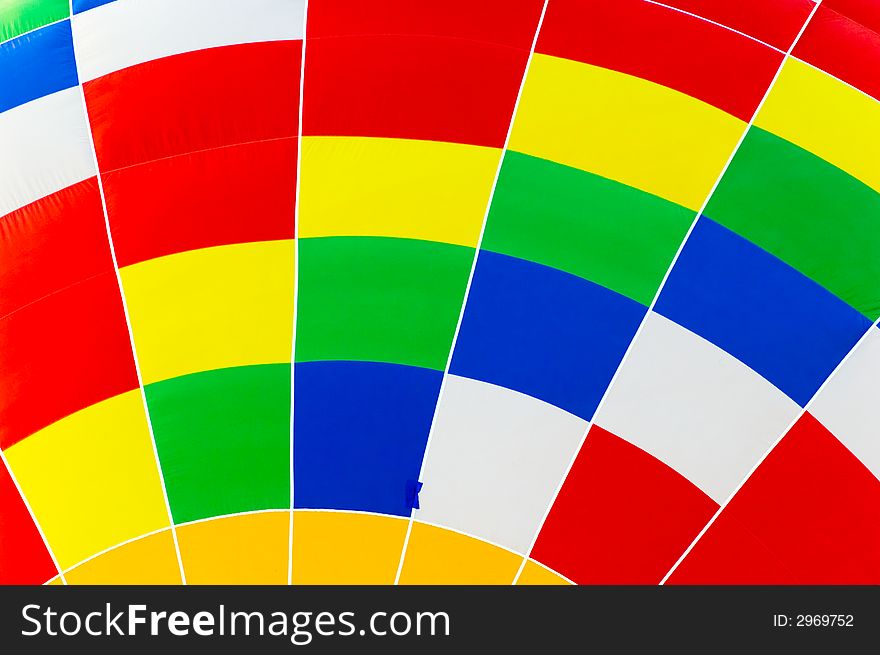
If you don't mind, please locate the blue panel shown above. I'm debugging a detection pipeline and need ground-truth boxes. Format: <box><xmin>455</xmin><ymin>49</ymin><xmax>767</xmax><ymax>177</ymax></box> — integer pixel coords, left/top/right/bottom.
<box><xmin>293</xmin><ymin>361</ymin><xmax>442</xmax><ymax>516</ymax></box>
<box><xmin>73</xmin><ymin>0</ymin><xmax>117</xmax><ymax>13</ymax></box>
<box><xmin>0</xmin><ymin>20</ymin><xmax>78</xmax><ymax>114</ymax></box>
<box><xmin>655</xmin><ymin>217</ymin><xmax>871</xmax><ymax>406</ymax></box>
<box><xmin>449</xmin><ymin>251</ymin><xmax>645</xmax><ymax>420</ymax></box>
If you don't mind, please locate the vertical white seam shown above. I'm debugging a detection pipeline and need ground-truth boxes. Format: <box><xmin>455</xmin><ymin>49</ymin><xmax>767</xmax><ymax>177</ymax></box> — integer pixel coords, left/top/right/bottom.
<box><xmin>0</xmin><ymin>451</ymin><xmax>67</xmax><ymax>584</ymax></box>
<box><xmin>511</xmin><ymin>0</ymin><xmax>825</xmax><ymax>584</ymax></box>
<box><xmin>288</xmin><ymin>0</ymin><xmax>309</xmax><ymax>587</ymax></box>
<box><xmin>68</xmin><ymin>1</ymin><xmax>187</xmax><ymax>584</ymax></box>
<box><xmin>392</xmin><ymin>0</ymin><xmax>551</xmax><ymax>585</ymax></box>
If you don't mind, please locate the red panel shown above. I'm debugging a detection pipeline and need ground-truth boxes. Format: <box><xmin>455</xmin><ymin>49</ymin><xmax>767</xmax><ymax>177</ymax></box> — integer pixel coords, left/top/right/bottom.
<box><xmin>105</xmin><ymin>138</ymin><xmax>297</xmax><ymax>267</ymax></box>
<box><xmin>302</xmin><ymin>34</ymin><xmax>530</xmax><ymax>146</ymax></box>
<box><xmin>667</xmin><ymin>514</ymin><xmax>800</xmax><ymax>584</ymax></box>
<box><xmin>84</xmin><ymin>40</ymin><xmax>301</xmax><ymax>172</ymax></box>
<box><xmin>794</xmin><ymin>5</ymin><xmax>880</xmax><ymax>102</ymax></box>
<box><xmin>659</xmin><ymin>0</ymin><xmax>813</xmax><ymax>50</ymax></box>
<box><xmin>307</xmin><ymin>0</ymin><xmax>544</xmax><ymax>49</ymax></box>
<box><xmin>824</xmin><ymin>0</ymin><xmax>880</xmax><ymax>33</ymax></box>
<box><xmin>0</xmin><ymin>462</ymin><xmax>56</xmax><ymax>584</ymax></box>
<box><xmin>536</xmin><ymin>0</ymin><xmax>784</xmax><ymax>121</ymax></box>
<box><xmin>0</xmin><ymin>272</ymin><xmax>139</xmax><ymax>449</ymax></box>
<box><xmin>669</xmin><ymin>413</ymin><xmax>880</xmax><ymax>584</ymax></box>
<box><xmin>531</xmin><ymin>425</ymin><xmax>718</xmax><ymax>584</ymax></box>
<box><xmin>0</xmin><ymin>179</ymin><xmax>113</xmax><ymax>319</ymax></box>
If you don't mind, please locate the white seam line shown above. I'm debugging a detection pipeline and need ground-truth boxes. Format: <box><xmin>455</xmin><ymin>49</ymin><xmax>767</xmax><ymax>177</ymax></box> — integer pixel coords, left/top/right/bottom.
<box><xmin>58</xmin><ymin>508</ymin><xmax>292</xmax><ymax>580</ymax></box>
<box><xmin>57</xmin><ymin>506</ymin><xmax>566</xmax><ymax>582</ymax></box>
<box><xmin>0</xmin><ymin>451</ymin><xmax>67</xmax><ymax>584</ymax></box>
<box><xmin>643</xmin><ymin>0</ymin><xmax>786</xmax><ymax>53</ymax></box>
<box><xmin>0</xmin><ymin>16</ymin><xmax>70</xmax><ymax>49</ymax></box>
<box><xmin>791</xmin><ymin>55</ymin><xmax>880</xmax><ymax>108</ymax></box>
<box><xmin>392</xmin><ymin>0</ymin><xmax>550</xmax><ymax>586</ymax></box>
<box><xmin>661</xmin><ymin>318</ymin><xmax>879</xmax><ymax>584</ymax></box>
<box><xmin>176</xmin><ymin>507</ymin><xmax>290</xmax><ymax>530</ymax></box>
<box><xmin>411</xmin><ymin>518</ymin><xmax>525</xmax><ymax>561</ymax></box>
<box><xmin>515</xmin><ymin>556</ymin><xmax>576</xmax><ymax>586</ymax></box>
<box><xmin>59</xmin><ymin>525</ymin><xmax>170</xmax><ymax>580</ymax></box>
<box><xmin>649</xmin><ymin>1</ymin><xmax>880</xmax><ymax>108</ymax></box>
<box><xmin>69</xmin><ymin>0</ymin><xmax>187</xmax><ymax>585</ymax></box>
<box><xmin>511</xmin><ymin>0</ymin><xmax>824</xmax><ymax>585</ymax></box>
<box><xmin>288</xmin><ymin>0</ymin><xmax>309</xmax><ymax>587</ymax></box>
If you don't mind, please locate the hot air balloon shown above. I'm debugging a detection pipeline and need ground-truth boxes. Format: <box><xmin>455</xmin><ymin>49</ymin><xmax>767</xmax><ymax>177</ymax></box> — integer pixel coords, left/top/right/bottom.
<box><xmin>1</xmin><ymin>0</ymin><xmax>878</xmax><ymax>587</ymax></box>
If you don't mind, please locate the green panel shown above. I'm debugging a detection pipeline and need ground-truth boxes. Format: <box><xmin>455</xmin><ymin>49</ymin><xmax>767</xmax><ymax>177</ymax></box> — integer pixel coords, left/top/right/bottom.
<box><xmin>706</xmin><ymin>127</ymin><xmax>880</xmax><ymax>320</ymax></box>
<box><xmin>482</xmin><ymin>151</ymin><xmax>693</xmax><ymax>306</ymax></box>
<box><xmin>296</xmin><ymin>236</ymin><xmax>473</xmax><ymax>370</ymax></box>
<box><xmin>146</xmin><ymin>364</ymin><xmax>291</xmax><ymax>524</ymax></box>
<box><xmin>1</xmin><ymin>1</ymin><xmax>69</xmax><ymax>42</ymax></box>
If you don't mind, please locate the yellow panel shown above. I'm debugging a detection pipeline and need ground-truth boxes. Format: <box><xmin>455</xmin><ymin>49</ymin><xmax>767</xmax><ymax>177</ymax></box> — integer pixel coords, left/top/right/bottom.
<box><xmin>509</xmin><ymin>54</ymin><xmax>745</xmax><ymax>210</ymax></box>
<box><xmin>756</xmin><ymin>58</ymin><xmax>880</xmax><ymax>194</ymax></box>
<box><xmin>177</xmin><ymin>511</ymin><xmax>289</xmax><ymax>584</ymax></box>
<box><xmin>46</xmin><ymin>576</ymin><xmax>63</xmax><ymax>586</ymax></box>
<box><xmin>5</xmin><ymin>391</ymin><xmax>170</xmax><ymax>569</ymax></box>
<box><xmin>121</xmin><ymin>240</ymin><xmax>294</xmax><ymax>385</ymax></box>
<box><xmin>516</xmin><ymin>559</ymin><xmax>572</xmax><ymax>585</ymax></box>
<box><xmin>291</xmin><ymin>511</ymin><xmax>407</xmax><ymax>584</ymax></box>
<box><xmin>299</xmin><ymin>136</ymin><xmax>500</xmax><ymax>247</ymax></box>
<box><xmin>66</xmin><ymin>530</ymin><xmax>182</xmax><ymax>585</ymax></box>
<box><xmin>398</xmin><ymin>522</ymin><xmax>521</xmax><ymax>584</ymax></box>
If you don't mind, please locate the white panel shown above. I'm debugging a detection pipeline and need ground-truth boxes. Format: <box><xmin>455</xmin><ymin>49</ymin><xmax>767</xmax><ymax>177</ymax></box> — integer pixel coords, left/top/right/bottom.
<box><xmin>595</xmin><ymin>311</ymin><xmax>800</xmax><ymax>503</ymax></box>
<box><xmin>0</xmin><ymin>88</ymin><xmax>95</xmax><ymax>218</ymax></box>
<box><xmin>810</xmin><ymin>326</ymin><xmax>880</xmax><ymax>481</ymax></box>
<box><xmin>72</xmin><ymin>0</ymin><xmax>306</xmax><ymax>82</ymax></box>
<box><xmin>416</xmin><ymin>375</ymin><xmax>588</xmax><ymax>554</ymax></box>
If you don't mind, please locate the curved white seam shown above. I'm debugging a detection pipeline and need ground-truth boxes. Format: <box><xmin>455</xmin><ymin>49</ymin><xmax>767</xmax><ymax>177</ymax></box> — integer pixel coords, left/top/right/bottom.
<box><xmin>0</xmin><ymin>16</ymin><xmax>69</xmax><ymax>49</ymax></box>
<box><xmin>649</xmin><ymin>2</ymin><xmax>880</xmax><ymax>111</ymax></box>
<box><xmin>520</xmin><ymin>558</ymin><xmax>576</xmax><ymax>586</ymax></box>
<box><xmin>0</xmin><ymin>451</ymin><xmax>67</xmax><ymax>584</ymax></box>
<box><xmin>288</xmin><ymin>0</ymin><xmax>309</xmax><ymax>587</ymax></box>
<box><xmin>406</xmin><ymin>518</ymin><xmax>524</xmax><ymax>559</ymax></box>
<box><xmin>643</xmin><ymin>0</ymin><xmax>786</xmax><ymax>53</ymax></box>
<box><xmin>790</xmin><ymin>55</ymin><xmax>880</xmax><ymax>108</ymax></box>
<box><xmin>297</xmin><ymin>510</ymin><xmax>565</xmax><ymax>583</ymax></box>
<box><xmin>511</xmin><ymin>0</ymin><xmax>825</xmax><ymax>586</ymax></box>
<box><xmin>58</xmin><ymin>508</ymin><xmax>291</xmax><ymax>579</ymax></box>
<box><xmin>56</xmin><ymin>506</ymin><xmax>554</xmax><ymax>583</ymax></box>
<box><xmin>301</xmin><ymin>511</ymin><xmax>527</xmax><ymax>562</ymax></box>
<box><xmin>393</xmin><ymin>0</ymin><xmax>550</xmax><ymax>585</ymax></box>
<box><xmin>443</xmin><ymin>372</ymin><xmax>586</xmax><ymax>421</ymax></box>
<box><xmin>68</xmin><ymin>0</ymin><xmax>187</xmax><ymax>585</ymax></box>
<box><xmin>176</xmin><ymin>507</ymin><xmax>290</xmax><ymax>529</ymax></box>
<box><xmin>60</xmin><ymin>524</ymin><xmax>169</xmax><ymax>579</ymax></box>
